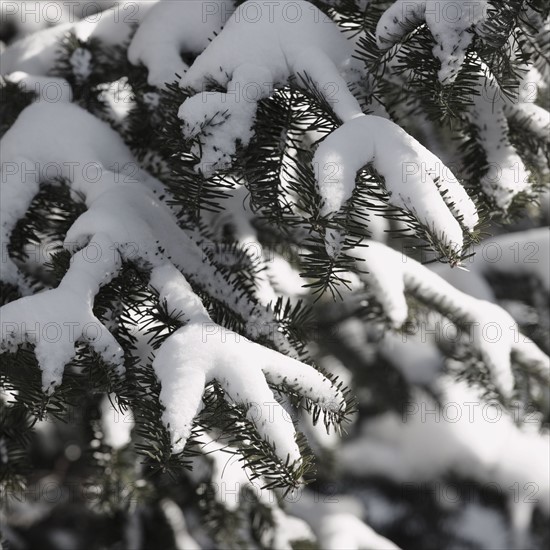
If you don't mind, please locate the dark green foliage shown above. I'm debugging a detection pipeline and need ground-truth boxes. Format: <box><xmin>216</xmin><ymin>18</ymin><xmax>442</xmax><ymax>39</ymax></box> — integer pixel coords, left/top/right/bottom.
<box><xmin>1</xmin><ymin>1</ymin><xmax>549</xmax><ymax>548</ymax></box>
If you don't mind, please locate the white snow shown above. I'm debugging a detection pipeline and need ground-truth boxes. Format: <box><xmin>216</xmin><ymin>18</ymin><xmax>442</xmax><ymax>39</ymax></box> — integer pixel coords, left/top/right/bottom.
<box><xmin>0</xmin><ymin>233</ymin><xmax>124</xmax><ymax>391</ymax></box>
<box><xmin>351</xmin><ymin>240</ymin><xmax>550</xmax><ymax>396</ymax></box>
<box><xmin>0</xmin><ymin>21</ymin><xmax>74</xmax><ymax>76</ymax></box>
<box><xmin>314</xmin><ymin>115</ymin><xmax>479</xmax><ymax>255</ymax></box>
<box><xmin>376</xmin><ymin>0</ymin><xmax>489</xmax><ymax>83</ymax></box>
<box><xmin>270</xmin><ymin>511</ymin><xmax>316</xmax><ymax>549</ymax></box>
<box><xmin>504</xmin><ymin>66</ymin><xmax>550</xmax><ymax>141</ymax></box>
<box><xmin>0</xmin><ymin>1</ymin><xmax>155</xmax><ymax>76</ymax></box>
<box><xmin>150</xmin><ymin>263</ymin><xmax>342</xmax><ymax>463</ymax></box>
<box><xmin>1</xmin><ymin>102</ymin><xmax>302</xmax><ymax>364</ymax></box>
<box><xmin>0</xmin><ymin>102</ymin><xmax>141</xmax><ymax>288</ymax></box>
<box><xmin>510</xmin><ymin>101</ymin><xmax>550</xmax><ymax>141</ymax></box>
<box><xmin>352</xmin><ymin>241</ymin><xmax>408</xmax><ymax>328</ymax></box>
<box><xmin>128</xmin><ymin>0</ymin><xmax>235</xmax><ymax>88</ymax></box>
<box><xmin>181</xmin><ymin>1</ymin><xmax>356</xmax><ymax>93</ymax></box>
<box><xmin>470</xmin><ymin>75</ymin><xmax>530</xmax><ymax>209</ymax></box>
<box><xmin>320</xmin><ymin>514</ymin><xmax>401</xmax><ymax>550</ymax></box>
<box><xmin>151</xmin><ymin>317</ymin><xmax>305</xmax><ymax>462</ymax></box>
<box><xmin>266</xmin><ymin>254</ymin><xmax>308</xmax><ymax>298</ymax></box>
<box><xmin>4</xmin><ymin>14</ymin><xmax>547</xmax><ymax>540</ymax></box>
<box><xmin>178</xmin><ymin>63</ymin><xmax>273</xmax><ymax>172</ymax></box>
<box><xmin>0</xmin><ymin>101</ymin><xmax>344</xmax><ymax>461</ymax></box>
<box><xmin>178</xmin><ymin>0</ymin><xmax>362</xmax><ymax>171</ymax></box>
<box><xmin>97</xmin><ymin>77</ymin><xmax>134</xmax><ymax>125</ymax></box>
<box><xmin>150</xmin><ymin>263</ymin><xmax>211</xmax><ymax>324</ymax></box>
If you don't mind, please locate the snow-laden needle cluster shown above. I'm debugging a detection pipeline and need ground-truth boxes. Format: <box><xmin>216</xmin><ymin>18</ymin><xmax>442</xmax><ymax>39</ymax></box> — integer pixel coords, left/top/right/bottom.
<box><xmin>0</xmin><ymin>233</ymin><xmax>124</xmax><ymax>391</ymax></box>
<box><xmin>314</xmin><ymin>116</ymin><xmax>479</xmax><ymax>256</ymax></box>
<box><xmin>352</xmin><ymin>240</ymin><xmax>550</xmax><ymax>397</ymax></box>
<box><xmin>0</xmin><ymin>101</ymin><xmax>346</xmax><ymax>472</ymax></box>
<box><xmin>374</xmin><ymin>2</ymin><xmax>549</xmax><ymax>211</ymax></box>
<box><xmin>0</xmin><ymin>0</ymin><xmax>548</xmax><ymax>544</ymax></box>
<box><xmin>151</xmin><ymin>263</ymin><xmax>343</xmax><ymax>464</ymax></box>
<box><xmin>128</xmin><ymin>0</ymin><xmax>479</xmax><ymax>254</ymax></box>
<box><xmin>376</xmin><ymin>0</ymin><xmax>489</xmax><ymax>84</ymax></box>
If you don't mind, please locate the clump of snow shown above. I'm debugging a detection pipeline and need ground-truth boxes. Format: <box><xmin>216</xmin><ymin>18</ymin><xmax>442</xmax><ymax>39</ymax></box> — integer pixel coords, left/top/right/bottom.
<box><xmin>269</xmin><ymin>511</ymin><xmax>316</xmax><ymax>549</ymax></box>
<box><xmin>315</xmin><ymin>115</ymin><xmax>478</xmax><ymax>256</ymax></box>
<box><xmin>97</xmin><ymin>77</ymin><xmax>134</xmax><ymax>125</ymax></box>
<box><xmin>150</xmin><ymin>264</ymin><xmax>343</xmax><ymax>464</ymax></box>
<box><xmin>320</xmin><ymin>514</ymin><xmax>401</xmax><ymax>549</ymax></box>
<box><xmin>266</xmin><ymin>254</ymin><xmax>307</xmax><ymax>298</ymax></box>
<box><xmin>0</xmin><ymin>233</ymin><xmax>124</xmax><ymax>391</ymax></box>
<box><xmin>152</xmin><ymin>315</ymin><xmax>303</xmax><ymax>460</ymax></box>
<box><xmin>178</xmin><ymin>0</ymin><xmax>362</xmax><ymax>172</ymax></box>
<box><xmin>179</xmin><ymin>64</ymin><xmax>273</xmax><ymax>172</ymax></box>
<box><xmin>352</xmin><ymin>240</ymin><xmax>408</xmax><ymax>327</ymax></box>
<box><xmin>150</xmin><ymin>264</ymin><xmax>211</xmax><ymax>324</ymax></box>
<box><xmin>0</xmin><ymin>100</ymin><xmax>346</xmax><ymax>463</ymax></box>
<box><xmin>0</xmin><ymin>101</ymin><xmax>192</xmax><ymax>285</ymax></box>
<box><xmin>352</xmin><ymin>240</ymin><xmax>549</xmax><ymax>396</ymax></box>
<box><xmin>128</xmin><ymin>0</ymin><xmax>235</xmax><ymax>88</ymax></box>
<box><xmin>469</xmin><ymin>75</ymin><xmax>530</xmax><ymax>209</ymax></box>
<box><xmin>376</xmin><ymin>0</ymin><xmax>489</xmax><ymax>84</ymax></box>
<box><xmin>505</xmin><ymin>66</ymin><xmax>550</xmax><ymax>141</ymax></box>
<box><xmin>509</xmin><ymin>100</ymin><xmax>550</xmax><ymax>142</ymax></box>
<box><xmin>0</xmin><ymin>102</ymin><xmax>142</xmax><ymax>288</ymax></box>
<box><xmin>181</xmin><ymin>0</ymin><xmax>356</xmax><ymax>94</ymax></box>
<box><xmin>0</xmin><ymin>21</ymin><xmax>75</xmax><ymax>76</ymax></box>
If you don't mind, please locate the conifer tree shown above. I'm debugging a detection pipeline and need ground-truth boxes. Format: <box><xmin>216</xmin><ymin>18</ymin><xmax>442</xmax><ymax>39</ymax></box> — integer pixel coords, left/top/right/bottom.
<box><xmin>0</xmin><ymin>1</ymin><xmax>548</xmax><ymax>548</ymax></box>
